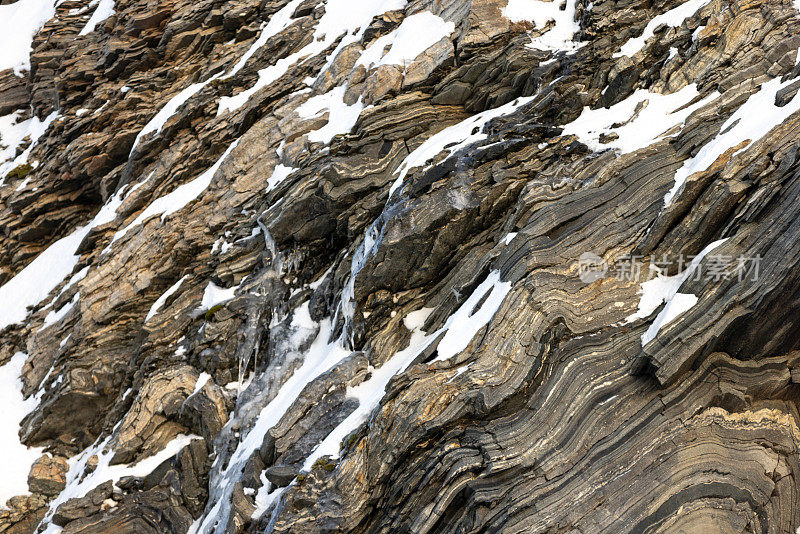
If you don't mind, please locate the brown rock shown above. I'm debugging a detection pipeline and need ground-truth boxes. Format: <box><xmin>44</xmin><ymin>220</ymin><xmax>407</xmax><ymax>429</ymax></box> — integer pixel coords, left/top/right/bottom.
<box><xmin>27</xmin><ymin>454</ymin><xmax>69</xmax><ymax>496</ymax></box>
<box><xmin>0</xmin><ymin>494</ymin><xmax>48</xmax><ymax>534</ymax></box>
<box><xmin>52</xmin><ymin>481</ymin><xmax>113</xmax><ymax>527</ymax></box>
<box><xmin>0</xmin><ymin>69</ymin><xmax>29</xmax><ymax>115</ymax></box>
<box><xmin>362</xmin><ymin>65</ymin><xmax>403</xmax><ymax>105</ymax></box>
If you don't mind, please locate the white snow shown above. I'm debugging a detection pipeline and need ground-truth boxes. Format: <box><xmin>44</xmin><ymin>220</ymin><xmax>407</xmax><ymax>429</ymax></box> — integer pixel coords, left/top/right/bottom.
<box><xmin>217</xmin><ymin>54</ymin><xmax>313</xmax><ymax>115</ymax></box>
<box><xmin>43</xmin><ymin>433</ymin><xmax>199</xmax><ymax>523</ymax></box>
<box><xmin>627</xmin><ymin>239</ymin><xmax>727</xmax><ymax>344</ymax></box>
<box><xmin>642</xmin><ymin>292</ymin><xmax>697</xmax><ymax>342</ymax></box>
<box><xmin>301</xmin><ymin>308</ymin><xmax>435</xmax><ymax>470</ymax></box>
<box><xmin>0</xmin><ymin>0</ymin><xmax>57</xmax><ymax>74</ymax></box>
<box><xmin>390</xmin><ymin>95</ymin><xmax>537</xmax><ymax>196</ymax></box>
<box><xmin>665</xmin><ymin>76</ymin><xmax>800</xmax><ymax>205</ymax></box>
<box><xmin>251</xmin><ymin>477</ymin><xmax>280</xmax><ymax>519</ymax></box>
<box><xmin>266</xmin><ymin>164</ymin><xmax>295</xmax><ymax>191</ymax></box>
<box><xmin>125</xmin><ymin>170</ymin><xmax>154</xmax><ymax>197</ymax></box>
<box><xmin>0</xmin><ymin>352</ymin><xmax>44</xmax><ymax>508</ymax></box>
<box><xmin>130</xmin><ymin>74</ymin><xmax>221</xmax><ymax>155</ymax></box>
<box><xmin>223</xmin><ymin>0</ymin><xmax>306</xmax><ymax>79</ymax></box>
<box><xmin>446</xmin><ymin>363</ymin><xmax>471</xmax><ymax>382</ymax></box>
<box><xmin>296</xmin><ymin>86</ymin><xmax>365</xmax><ymax>144</ymax></box>
<box><xmin>40</xmin><ymin>293</ymin><xmax>79</xmax><ymax>330</ymax></box>
<box><xmin>304</xmin><ymin>271</ymin><xmax>511</xmax><ymax>469</ymax></box>
<box><xmin>217</xmin><ymin>0</ymin><xmax>407</xmax><ymax>116</ymax></box>
<box><xmin>433</xmin><ymin>271</ymin><xmax>513</xmax><ymax>361</ymax></box>
<box><xmin>0</xmin><ymin>111</ymin><xmax>58</xmax><ymax>184</ymax></box>
<box><xmin>114</xmin><ymin>139</ymin><xmax>239</xmax><ymax>243</ymax></box>
<box><xmin>190</xmin><ymin>372</ymin><xmax>211</xmax><ymax>397</ymax></box>
<box><xmin>615</xmin><ymin>0</ymin><xmax>711</xmax><ymax>58</ymax></box>
<box><xmin>0</xmin><ymin>175</ymin><xmax>130</xmax><ymax>330</ymax></box>
<box><xmin>0</xmin><ymin>225</ymin><xmax>91</xmax><ymax>330</ymax></box>
<box><xmin>357</xmin><ymin>12</ymin><xmax>455</xmax><ymax>70</ymax></box>
<box><xmin>199</xmin><ymin>281</ymin><xmax>238</xmax><ymax>311</ymax></box>
<box><xmin>91</xmin><ymin>183</ymin><xmax>128</xmax><ymax>227</ymax></box>
<box><xmin>145</xmin><ymin>275</ymin><xmax>188</xmax><ymax>321</ymax></box>
<box><xmin>53</xmin><ymin>266</ymin><xmax>89</xmax><ymax>302</ymax></box>
<box><xmin>562</xmin><ymin>84</ymin><xmax>717</xmax><ymax>154</ymax></box>
<box><xmin>78</xmin><ymin>0</ymin><xmax>115</xmax><ymax>36</ymax></box>
<box><xmin>314</xmin><ymin>0</ymin><xmax>407</xmax><ymax>45</ymax></box>
<box><xmin>503</xmin><ymin>0</ymin><xmax>582</xmax><ymax>51</ymax></box>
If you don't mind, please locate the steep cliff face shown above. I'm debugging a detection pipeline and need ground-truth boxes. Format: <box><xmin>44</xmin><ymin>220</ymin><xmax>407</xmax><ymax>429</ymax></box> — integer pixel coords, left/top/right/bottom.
<box><xmin>2</xmin><ymin>0</ymin><xmax>800</xmax><ymax>531</ymax></box>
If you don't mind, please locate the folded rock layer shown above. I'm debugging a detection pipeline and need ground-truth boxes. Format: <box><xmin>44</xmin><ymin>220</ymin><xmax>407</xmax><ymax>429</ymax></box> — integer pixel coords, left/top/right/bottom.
<box><xmin>1</xmin><ymin>0</ymin><xmax>800</xmax><ymax>532</ymax></box>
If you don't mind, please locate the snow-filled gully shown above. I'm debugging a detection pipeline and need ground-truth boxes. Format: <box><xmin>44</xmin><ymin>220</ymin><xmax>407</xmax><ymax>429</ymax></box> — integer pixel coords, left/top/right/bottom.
<box><xmin>187</xmin><ymin>266</ymin><xmax>512</xmax><ymax>532</ymax></box>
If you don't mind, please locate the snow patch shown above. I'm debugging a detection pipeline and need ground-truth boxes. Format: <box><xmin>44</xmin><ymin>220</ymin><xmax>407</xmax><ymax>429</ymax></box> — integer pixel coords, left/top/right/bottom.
<box><xmin>43</xmin><ymin>433</ymin><xmax>199</xmax><ymax>524</ymax></box>
<box><xmin>627</xmin><ymin>239</ymin><xmax>728</xmax><ymax>345</ymax></box>
<box><xmin>217</xmin><ymin>0</ymin><xmax>407</xmax><ymax>116</ymax></box>
<box><xmin>131</xmin><ymin>75</ymin><xmax>221</xmax><ymax>155</ymax></box>
<box><xmin>357</xmin><ymin>12</ymin><xmax>455</xmax><ymax>70</ymax></box>
<box><xmin>433</xmin><ymin>271</ymin><xmax>513</xmax><ymax>361</ymax></box>
<box><xmin>200</xmin><ymin>281</ymin><xmax>239</xmax><ymax>311</ymax></box>
<box><xmin>296</xmin><ymin>86</ymin><xmax>364</xmax><ymax>144</ymax></box>
<box><xmin>266</xmin><ymin>164</ymin><xmax>295</xmax><ymax>192</ymax></box>
<box><xmin>390</xmin><ymin>96</ymin><xmax>537</xmax><ymax>196</ymax></box>
<box><xmin>0</xmin><ymin>225</ymin><xmax>91</xmax><ymax>330</ymax></box>
<box><xmin>114</xmin><ymin>139</ymin><xmax>239</xmax><ymax>243</ymax></box>
<box><xmin>40</xmin><ymin>293</ymin><xmax>79</xmax><ymax>330</ymax></box>
<box><xmin>503</xmin><ymin>0</ymin><xmax>582</xmax><ymax>51</ymax></box>
<box><xmin>615</xmin><ymin>0</ymin><xmax>712</xmax><ymax>57</ymax></box>
<box><xmin>0</xmin><ymin>171</ymin><xmax>142</xmax><ymax>329</ymax></box>
<box><xmin>78</xmin><ymin>0</ymin><xmax>115</xmax><ymax>36</ymax></box>
<box><xmin>0</xmin><ymin>111</ymin><xmax>58</xmax><ymax>184</ymax></box>
<box><xmin>665</xmin><ymin>76</ymin><xmax>800</xmax><ymax>205</ymax></box>
<box><xmin>146</xmin><ymin>275</ymin><xmax>189</xmax><ymax>322</ymax></box>
<box><xmin>191</xmin><ymin>372</ymin><xmax>211</xmax><ymax>397</ymax></box>
<box><xmin>223</xmin><ymin>0</ymin><xmax>306</xmax><ymax>79</ymax></box>
<box><xmin>0</xmin><ymin>352</ymin><xmax>44</xmax><ymax>507</ymax></box>
<box><xmin>0</xmin><ymin>0</ymin><xmax>57</xmax><ymax>74</ymax></box>
<box><xmin>562</xmin><ymin>84</ymin><xmax>717</xmax><ymax>154</ymax></box>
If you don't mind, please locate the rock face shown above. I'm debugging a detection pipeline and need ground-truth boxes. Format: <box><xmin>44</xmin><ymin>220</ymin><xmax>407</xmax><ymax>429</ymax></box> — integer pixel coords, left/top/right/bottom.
<box><xmin>27</xmin><ymin>456</ymin><xmax>69</xmax><ymax>497</ymax></box>
<box><xmin>2</xmin><ymin>0</ymin><xmax>800</xmax><ymax>532</ymax></box>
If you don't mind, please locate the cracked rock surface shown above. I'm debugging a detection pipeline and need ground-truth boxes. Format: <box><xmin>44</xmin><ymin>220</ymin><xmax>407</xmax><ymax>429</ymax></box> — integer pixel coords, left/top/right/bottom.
<box><xmin>2</xmin><ymin>0</ymin><xmax>800</xmax><ymax>532</ymax></box>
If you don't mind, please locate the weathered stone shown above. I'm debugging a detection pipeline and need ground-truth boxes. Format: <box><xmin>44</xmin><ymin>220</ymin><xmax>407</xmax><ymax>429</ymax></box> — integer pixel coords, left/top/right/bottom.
<box><xmin>0</xmin><ymin>494</ymin><xmax>48</xmax><ymax>534</ymax></box>
<box><xmin>27</xmin><ymin>454</ymin><xmax>69</xmax><ymax>496</ymax></box>
<box><xmin>4</xmin><ymin>0</ymin><xmax>800</xmax><ymax>532</ymax></box>
<box><xmin>52</xmin><ymin>481</ymin><xmax>113</xmax><ymax>526</ymax></box>
<box><xmin>0</xmin><ymin>69</ymin><xmax>29</xmax><ymax>115</ymax></box>
<box><xmin>263</xmin><ymin>465</ymin><xmax>298</xmax><ymax>488</ymax></box>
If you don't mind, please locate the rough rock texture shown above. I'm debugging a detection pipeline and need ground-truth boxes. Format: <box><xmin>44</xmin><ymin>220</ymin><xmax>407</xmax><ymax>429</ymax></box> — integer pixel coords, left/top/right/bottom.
<box><xmin>2</xmin><ymin>0</ymin><xmax>800</xmax><ymax>532</ymax></box>
<box><xmin>27</xmin><ymin>455</ymin><xmax>69</xmax><ymax>497</ymax></box>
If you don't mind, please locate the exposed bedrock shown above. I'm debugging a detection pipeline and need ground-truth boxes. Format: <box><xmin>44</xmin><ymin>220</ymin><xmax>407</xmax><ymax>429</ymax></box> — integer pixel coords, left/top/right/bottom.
<box><xmin>1</xmin><ymin>0</ymin><xmax>800</xmax><ymax>531</ymax></box>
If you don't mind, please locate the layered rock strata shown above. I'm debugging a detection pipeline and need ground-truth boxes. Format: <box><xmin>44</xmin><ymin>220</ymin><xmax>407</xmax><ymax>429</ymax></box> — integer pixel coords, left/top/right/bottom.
<box><xmin>1</xmin><ymin>0</ymin><xmax>800</xmax><ymax>532</ymax></box>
